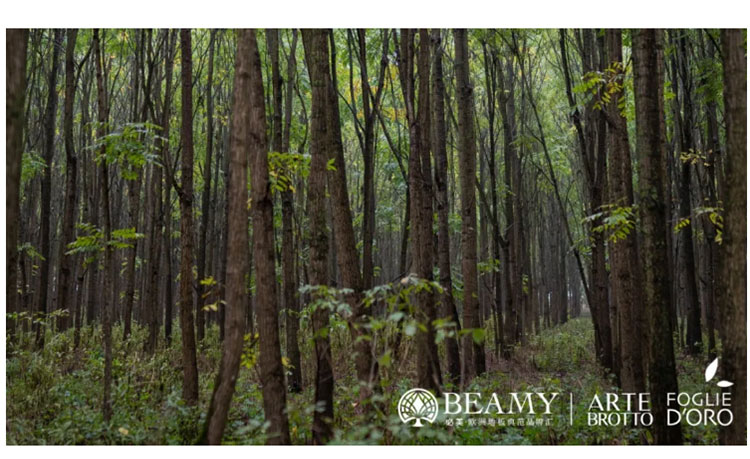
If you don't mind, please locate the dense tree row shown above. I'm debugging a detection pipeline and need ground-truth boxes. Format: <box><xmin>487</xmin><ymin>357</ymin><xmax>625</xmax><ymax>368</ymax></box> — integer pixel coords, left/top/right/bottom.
<box><xmin>5</xmin><ymin>28</ymin><xmax>746</xmax><ymax>444</ymax></box>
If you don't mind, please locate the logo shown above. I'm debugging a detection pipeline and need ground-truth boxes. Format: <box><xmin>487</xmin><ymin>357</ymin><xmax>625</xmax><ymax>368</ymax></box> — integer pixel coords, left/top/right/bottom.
<box><xmin>704</xmin><ymin>357</ymin><xmax>733</xmax><ymax>388</ymax></box>
<box><xmin>398</xmin><ymin>388</ymin><xmax>438</xmax><ymax>427</ymax></box>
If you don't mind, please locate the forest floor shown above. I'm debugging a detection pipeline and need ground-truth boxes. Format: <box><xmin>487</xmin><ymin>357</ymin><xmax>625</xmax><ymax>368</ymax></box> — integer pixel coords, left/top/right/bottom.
<box><xmin>6</xmin><ymin>317</ymin><xmax>720</xmax><ymax>445</ymax></box>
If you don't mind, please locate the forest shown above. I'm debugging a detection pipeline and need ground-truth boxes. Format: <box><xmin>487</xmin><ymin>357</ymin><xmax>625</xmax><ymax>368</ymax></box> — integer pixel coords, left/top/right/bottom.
<box><xmin>4</xmin><ymin>28</ymin><xmax>747</xmax><ymax>445</ymax></box>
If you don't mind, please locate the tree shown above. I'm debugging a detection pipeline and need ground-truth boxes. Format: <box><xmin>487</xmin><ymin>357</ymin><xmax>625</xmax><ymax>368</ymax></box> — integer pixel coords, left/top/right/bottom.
<box><xmin>454</xmin><ymin>28</ymin><xmax>485</xmax><ymax>383</ymax></box>
<box><xmin>35</xmin><ymin>29</ymin><xmax>63</xmax><ymax>348</ymax></box>
<box><xmin>717</xmin><ymin>28</ymin><xmax>746</xmax><ymax>446</ymax></box>
<box><xmin>558</xmin><ymin>29</ymin><xmax>614</xmax><ymax>372</ymax></box>
<box><xmin>302</xmin><ymin>28</ymin><xmax>335</xmax><ymax>444</ymax></box>
<box><xmin>248</xmin><ymin>29</ymin><xmax>292</xmax><ymax>445</ymax></box>
<box><xmin>54</xmin><ymin>29</ymin><xmax>79</xmax><ymax>332</ymax></box>
<box><xmin>398</xmin><ymin>28</ymin><xmax>442</xmax><ymax>394</ymax></box>
<box><xmin>6</xmin><ymin>28</ymin><xmax>29</xmax><ymax>344</ymax></box>
<box><xmin>177</xmin><ymin>28</ymin><xmax>199</xmax><ymax>405</ymax></box>
<box><xmin>202</xmin><ymin>28</ymin><xmax>253</xmax><ymax>444</ymax></box>
<box><xmin>280</xmin><ymin>29</ymin><xmax>303</xmax><ymax>394</ymax></box>
<box><xmin>432</xmin><ymin>28</ymin><xmax>461</xmax><ymax>383</ymax></box>
<box><xmin>196</xmin><ymin>29</ymin><xmax>217</xmax><ymax>343</ymax></box>
<box><xmin>604</xmin><ymin>28</ymin><xmax>645</xmax><ymax>394</ymax></box>
<box><xmin>671</xmin><ymin>31</ymin><xmax>702</xmax><ymax>355</ymax></box>
<box><xmin>325</xmin><ymin>29</ymin><xmax>379</xmax><ymax>402</ymax></box>
<box><xmin>93</xmin><ymin>28</ymin><xmax>114</xmax><ymax>422</ymax></box>
<box><xmin>632</xmin><ymin>28</ymin><xmax>682</xmax><ymax>445</ymax></box>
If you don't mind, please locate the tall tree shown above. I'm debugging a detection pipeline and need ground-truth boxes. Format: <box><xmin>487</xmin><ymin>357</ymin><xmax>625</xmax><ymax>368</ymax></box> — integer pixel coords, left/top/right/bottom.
<box><xmin>196</xmin><ymin>29</ymin><xmax>217</xmax><ymax>343</ymax></box>
<box><xmin>202</xmin><ymin>29</ymin><xmax>253</xmax><ymax>444</ymax></box>
<box><xmin>6</xmin><ymin>29</ymin><xmax>29</xmax><ymax>342</ymax></box>
<box><xmin>354</xmin><ymin>29</ymin><xmax>389</xmax><ymax>290</ymax></box>
<box><xmin>454</xmin><ymin>28</ymin><xmax>485</xmax><ymax>383</ymax></box>
<box><xmin>302</xmin><ymin>28</ymin><xmax>335</xmax><ymax>444</ymax></box>
<box><xmin>432</xmin><ymin>28</ymin><xmax>461</xmax><ymax>383</ymax></box>
<box><xmin>559</xmin><ymin>29</ymin><xmax>613</xmax><ymax>371</ymax></box>
<box><xmin>93</xmin><ymin>28</ymin><xmax>114</xmax><ymax>422</ymax></box>
<box><xmin>672</xmin><ymin>31</ymin><xmax>702</xmax><ymax>355</ymax></box>
<box><xmin>326</xmin><ymin>29</ymin><xmax>378</xmax><ymax>402</ymax></box>
<box><xmin>632</xmin><ymin>28</ymin><xmax>682</xmax><ymax>445</ymax></box>
<box><xmin>717</xmin><ymin>28</ymin><xmax>746</xmax><ymax>446</ymax></box>
<box><xmin>604</xmin><ymin>29</ymin><xmax>645</xmax><ymax>394</ymax></box>
<box><xmin>123</xmin><ymin>30</ymin><xmax>145</xmax><ymax>340</ymax></box>
<box><xmin>177</xmin><ymin>28</ymin><xmax>199</xmax><ymax>405</ymax></box>
<box><xmin>35</xmin><ymin>29</ymin><xmax>63</xmax><ymax>348</ymax></box>
<box><xmin>281</xmin><ymin>29</ymin><xmax>303</xmax><ymax>393</ymax></box>
<box><xmin>54</xmin><ymin>29</ymin><xmax>79</xmax><ymax>332</ymax></box>
<box><xmin>249</xmin><ymin>29</ymin><xmax>291</xmax><ymax>445</ymax></box>
<box><xmin>399</xmin><ymin>28</ymin><xmax>442</xmax><ymax>394</ymax></box>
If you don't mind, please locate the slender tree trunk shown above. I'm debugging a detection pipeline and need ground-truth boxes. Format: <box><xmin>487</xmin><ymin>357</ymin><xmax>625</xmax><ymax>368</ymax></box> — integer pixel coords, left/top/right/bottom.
<box><xmin>302</xmin><ymin>28</ymin><xmax>335</xmax><ymax>445</ymax></box>
<box><xmin>35</xmin><ymin>29</ymin><xmax>63</xmax><ymax>348</ymax></box>
<box><xmin>633</xmin><ymin>28</ymin><xmax>682</xmax><ymax>445</ymax></box>
<box><xmin>178</xmin><ymin>28</ymin><xmax>199</xmax><ymax>405</ymax></box>
<box><xmin>123</xmin><ymin>31</ymin><xmax>144</xmax><ymax>341</ymax></box>
<box><xmin>717</xmin><ymin>28</ymin><xmax>746</xmax><ymax>446</ymax></box>
<box><xmin>248</xmin><ymin>29</ymin><xmax>292</xmax><ymax>445</ymax></box>
<box><xmin>674</xmin><ymin>33</ymin><xmax>702</xmax><ymax>355</ymax></box>
<box><xmin>281</xmin><ymin>29</ymin><xmax>302</xmax><ymax>394</ymax></box>
<box><xmin>196</xmin><ymin>30</ymin><xmax>217</xmax><ymax>343</ymax></box>
<box><xmin>325</xmin><ymin>30</ymin><xmax>377</xmax><ymax>400</ymax></box>
<box><xmin>431</xmin><ymin>29</ymin><xmax>461</xmax><ymax>383</ymax></box>
<box><xmin>202</xmin><ymin>29</ymin><xmax>254</xmax><ymax>444</ymax></box>
<box><xmin>6</xmin><ymin>29</ymin><xmax>29</xmax><ymax>343</ymax></box>
<box><xmin>55</xmin><ymin>29</ymin><xmax>78</xmax><ymax>333</ymax></box>
<box><xmin>605</xmin><ymin>29</ymin><xmax>645</xmax><ymax>394</ymax></box>
<box><xmin>94</xmin><ymin>28</ymin><xmax>114</xmax><ymax>423</ymax></box>
<box><xmin>399</xmin><ymin>28</ymin><xmax>442</xmax><ymax>394</ymax></box>
<box><xmin>454</xmin><ymin>28</ymin><xmax>485</xmax><ymax>383</ymax></box>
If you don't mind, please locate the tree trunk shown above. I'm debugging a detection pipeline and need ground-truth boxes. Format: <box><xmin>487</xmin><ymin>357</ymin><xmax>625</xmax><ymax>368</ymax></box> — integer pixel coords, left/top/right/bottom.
<box><xmin>196</xmin><ymin>29</ymin><xmax>217</xmax><ymax>344</ymax></box>
<box><xmin>202</xmin><ymin>29</ymin><xmax>255</xmax><ymax>444</ymax></box>
<box><xmin>280</xmin><ymin>29</ymin><xmax>303</xmax><ymax>394</ymax></box>
<box><xmin>454</xmin><ymin>28</ymin><xmax>485</xmax><ymax>383</ymax></box>
<box><xmin>55</xmin><ymin>28</ymin><xmax>78</xmax><ymax>333</ymax></box>
<box><xmin>325</xmin><ymin>30</ymin><xmax>377</xmax><ymax>400</ymax></box>
<box><xmin>717</xmin><ymin>28</ymin><xmax>746</xmax><ymax>446</ymax></box>
<box><xmin>94</xmin><ymin>28</ymin><xmax>114</xmax><ymax>423</ymax></box>
<box><xmin>302</xmin><ymin>29</ymin><xmax>335</xmax><ymax>444</ymax></box>
<box><xmin>35</xmin><ymin>29</ymin><xmax>63</xmax><ymax>348</ymax></box>
<box><xmin>633</xmin><ymin>28</ymin><xmax>682</xmax><ymax>445</ymax></box>
<box><xmin>178</xmin><ymin>28</ymin><xmax>199</xmax><ymax>405</ymax></box>
<box><xmin>399</xmin><ymin>29</ymin><xmax>442</xmax><ymax>394</ymax></box>
<box><xmin>6</xmin><ymin>29</ymin><xmax>29</xmax><ymax>343</ymax></box>
<box><xmin>605</xmin><ymin>29</ymin><xmax>646</xmax><ymax>394</ymax></box>
<box><xmin>432</xmin><ymin>29</ymin><xmax>461</xmax><ymax>383</ymax></box>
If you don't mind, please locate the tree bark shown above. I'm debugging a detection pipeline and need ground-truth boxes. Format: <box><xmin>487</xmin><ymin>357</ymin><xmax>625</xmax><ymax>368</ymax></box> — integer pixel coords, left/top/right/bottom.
<box><xmin>633</xmin><ymin>28</ymin><xmax>682</xmax><ymax>445</ymax></box>
<box><xmin>432</xmin><ymin>29</ymin><xmax>461</xmax><ymax>383</ymax></box>
<box><xmin>248</xmin><ymin>29</ymin><xmax>292</xmax><ymax>445</ymax></box>
<box><xmin>605</xmin><ymin>29</ymin><xmax>645</xmax><ymax>394</ymax></box>
<box><xmin>93</xmin><ymin>28</ymin><xmax>114</xmax><ymax>422</ymax></box>
<box><xmin>35</xmin><ymin>29</ymin><xmax>63</xmax><ymax>348</ymax></box>
<box><xmin>717</xmin><ymin>28</ymin><xmax>746</xmax><ymax>446</ymax></box>
<box><xmin>280</xmin><ymin>29</ymin><xmax>303</xmax><ymax>393</ymax></box>
<box><xmin>399</xmin><ymin>29</ymin><xmax>443</xmax><ymax>394</ymax></box>
<box><xmin>6</xmin><ymin>29</ymin><xmax>29</xmax><ymax>343</ymax></box>
<box><xmin>454</xmin><ymin>28</ymin><xmax>485</xmax><ymax>383</ymax></box>
<box><xmin>196</xmin><ymin>29</ymin><xmax>217</xmax><ymax>343</ymax></box>
<box><xmin>325</xmin><ymin>30</ymin><xmax>377</xmax><ymax>400</ymax></box>
<box><xmin>302</xmin><ymin>29</ymin><xmax>335</xmax><ymax>444</ymax></box>
<box><xmin>202</xmin><ymin>29</ymin><xmax>255</xmax><ymax>444</ymax></box>
<box><xmin>55</xmin><ymin>29</ymin><xmax>78</xmax><ymax>332</ymax></box>
<box><xmin>178</xmin><ymin>28</ymin><xmax>199</xmax><ymax>405</ymax></box>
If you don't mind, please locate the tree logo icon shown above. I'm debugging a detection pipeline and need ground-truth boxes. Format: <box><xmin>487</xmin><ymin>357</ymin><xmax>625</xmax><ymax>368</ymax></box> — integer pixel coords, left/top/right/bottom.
<box><xmin>398</xmin><ymin>388</ymin><xmax>438</xmax><ymax>427</ymax></box>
